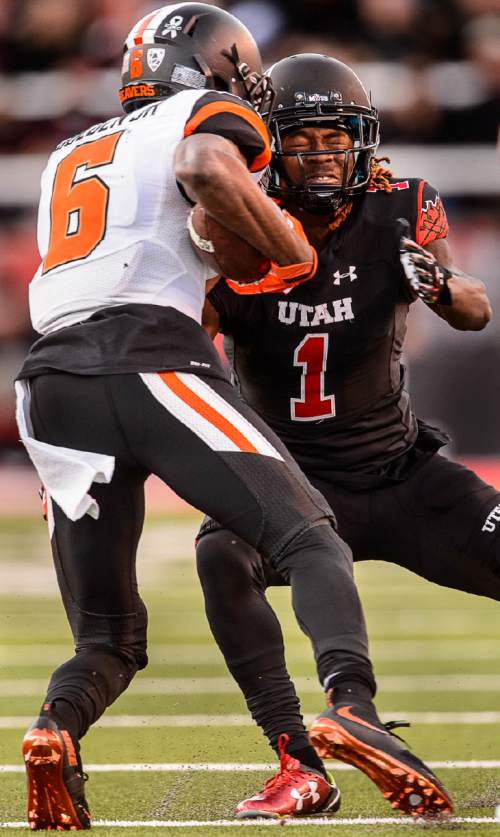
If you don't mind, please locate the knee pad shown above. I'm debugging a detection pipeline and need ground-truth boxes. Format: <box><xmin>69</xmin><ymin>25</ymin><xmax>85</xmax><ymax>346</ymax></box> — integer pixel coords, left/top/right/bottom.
<box><xmin>74</xmin><ymin>641</ymin><xmax>148</xmax><ymax>672</ymax></box>
<box><xmin>196</xmin><ymin>529</ymin><xmax>266</xmax><ymax>594</ymax></box>
<box><xmin>273</xmin><ymin>520</ymin><xmax>353</xmax><ymax>576</ymax></box>
<box><xmin>66</xmin><ymin>587</ymin><xmax>148</xmax><ymax>670</ymax></box>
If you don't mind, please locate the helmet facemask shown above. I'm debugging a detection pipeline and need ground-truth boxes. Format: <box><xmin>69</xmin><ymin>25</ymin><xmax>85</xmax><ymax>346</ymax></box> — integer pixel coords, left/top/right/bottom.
<box><xmin>221</xmin><ymin>44</ymin><xmax>276</xmax><ymax>120</ymax></box>
<box><xmin>264</xmin><ymin>101</ymin><xmax>379</xmax><ymax>213</ymax></box>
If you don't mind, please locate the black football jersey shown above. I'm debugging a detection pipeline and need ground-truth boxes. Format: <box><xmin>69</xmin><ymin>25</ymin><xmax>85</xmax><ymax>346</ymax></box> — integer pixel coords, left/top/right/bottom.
<box><xmin>208</xmin><ymin>178</ymin><xmax>449</xmax><ymax>474</ymax></box>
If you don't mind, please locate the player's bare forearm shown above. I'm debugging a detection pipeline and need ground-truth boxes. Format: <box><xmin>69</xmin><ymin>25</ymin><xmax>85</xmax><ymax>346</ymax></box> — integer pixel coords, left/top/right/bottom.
<box><xmin>426</xmin><ymin>239</ymin><xmax>492</xmax><ymax>331</ymax></box>
<box><xmin>174</xmin><ymin>134</ymin><xmax>312</xmax><ymax>266</ymax></box>
<box><xmin>202</xmin><ymin>298</ymin><xmax>220</xmax><ymax>339</ymax></box>
<box><xmin>430</xmin><ymin>271</ymin><xmax>491</xmax><ymax>330</ymax></box>
<box><xmin>205</xmin><ymin>276</ymin><xmax>220</xmax><ymax>295</ymax></box>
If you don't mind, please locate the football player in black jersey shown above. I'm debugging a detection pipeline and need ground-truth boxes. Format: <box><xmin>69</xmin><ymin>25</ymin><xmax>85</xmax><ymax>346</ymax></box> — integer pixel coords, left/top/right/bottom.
<box><xmin>198</xmin><ymin>53</ymin><xmax>494</xmax><ymax>818</ymax></box>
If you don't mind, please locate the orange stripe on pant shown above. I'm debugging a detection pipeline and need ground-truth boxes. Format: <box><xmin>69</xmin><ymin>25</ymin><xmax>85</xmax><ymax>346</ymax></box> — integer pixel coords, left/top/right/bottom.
<box><xmin>159</xmin><ymin>372</ymin><xmax>259</xmax><ymax>454</ymax></box>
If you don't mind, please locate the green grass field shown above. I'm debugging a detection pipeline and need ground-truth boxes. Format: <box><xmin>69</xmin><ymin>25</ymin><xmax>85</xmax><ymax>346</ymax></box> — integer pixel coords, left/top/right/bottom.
<box><xmin>2</xmin><ymin>513</ymin><xmax>500</xmax><ymax>835</ymax></box>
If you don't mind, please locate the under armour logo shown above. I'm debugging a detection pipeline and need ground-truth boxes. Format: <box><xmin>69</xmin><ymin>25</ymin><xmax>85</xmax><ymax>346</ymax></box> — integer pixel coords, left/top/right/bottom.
<box><xmin>161</xmin><ymin>14</ymin><xmax>184</xmax><ymax>38</ymax></box>
<box><xmin>333</xmin><ymin>265</ymin><xmax>357</xmax><ymax>285</ymax></box>
<box><xmin>290</xmin><ymin>781</ymin><xmax>320</xmax><ymax>811</ymax></box>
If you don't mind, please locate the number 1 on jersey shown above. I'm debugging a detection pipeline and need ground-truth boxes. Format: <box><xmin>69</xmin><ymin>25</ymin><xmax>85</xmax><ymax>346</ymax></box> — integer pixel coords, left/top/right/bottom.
<box><xmin>291</xmin><ymin>333</ymin><xmax>336</xmax><ymax>421</ymax></box>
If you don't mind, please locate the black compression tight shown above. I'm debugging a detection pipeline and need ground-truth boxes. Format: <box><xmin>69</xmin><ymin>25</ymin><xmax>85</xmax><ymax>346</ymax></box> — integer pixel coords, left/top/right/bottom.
<box><xmin>197</xmin><ymin>527</ymin><xmax>375</xmax><ymax>753</ymax></box>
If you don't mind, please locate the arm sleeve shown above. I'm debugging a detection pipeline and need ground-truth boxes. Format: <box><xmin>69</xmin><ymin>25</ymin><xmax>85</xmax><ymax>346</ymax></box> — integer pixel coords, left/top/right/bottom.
<box><xmin>415</xmin><ymin>180</ymin><xmax>449</xmax><ymax>247</ymax></box>
<box><xmin>184</xmin><ymin>92</ymin><xmax>272</xmax><ymax>173</ymax></box>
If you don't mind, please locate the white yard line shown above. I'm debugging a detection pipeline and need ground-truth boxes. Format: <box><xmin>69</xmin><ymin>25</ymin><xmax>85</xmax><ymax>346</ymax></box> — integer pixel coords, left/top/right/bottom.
<box><xmin>3</xmin><ymin>711</ymin><xmax>500</xmax><ymax>729</ymax></box>
<box><xmin>2</xmin><ymin>760</ymin><xmax>500</xmax><ymax>774</ymax></box>
<box><xmin>4</xmin><ymin>673</ymin><xmax>500</xmax><ymax>696</ymax></box>
<box><xmin>1</xmin><ymin>817</ymin><xmax>499</xmax><ymax>828</ymax></box>
<box><xmin>3</xmin><ymin>639</ymin><xmax>500</xmax><ymax>665</ymax></box>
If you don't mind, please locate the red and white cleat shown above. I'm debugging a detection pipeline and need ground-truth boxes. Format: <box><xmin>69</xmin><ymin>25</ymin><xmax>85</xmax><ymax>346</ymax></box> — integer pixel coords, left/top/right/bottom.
<box><xmin>236</xmin><ymin>733</ymin><xmax>341</xmax><ymax>819</ymax></box>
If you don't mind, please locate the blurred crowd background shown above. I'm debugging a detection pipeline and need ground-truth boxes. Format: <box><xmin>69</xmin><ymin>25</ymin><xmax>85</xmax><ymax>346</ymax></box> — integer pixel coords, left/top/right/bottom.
<box><xmin>0</xmin><ymin>0</ymin><xmax>499</xmax><ymax>458</ymax></box>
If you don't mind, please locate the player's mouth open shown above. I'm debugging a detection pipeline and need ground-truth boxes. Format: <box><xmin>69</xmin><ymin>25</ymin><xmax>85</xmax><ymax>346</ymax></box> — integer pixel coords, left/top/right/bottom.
<box><xmin>306</xmin><ymin>175</ymin><xmax>339</xmax><ymax>184</ymax></box>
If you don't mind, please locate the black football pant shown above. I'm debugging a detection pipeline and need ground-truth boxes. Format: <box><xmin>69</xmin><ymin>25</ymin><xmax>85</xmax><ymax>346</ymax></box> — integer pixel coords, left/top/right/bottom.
<box><xmin>28</xmin><ymin>371</ymin><xmax>373</xmax><ymax>751</ymax></box>
<box><xmin>197</xmin><ymin>453</ymin><xmax>500</xmax><ymax>738</ymax></box>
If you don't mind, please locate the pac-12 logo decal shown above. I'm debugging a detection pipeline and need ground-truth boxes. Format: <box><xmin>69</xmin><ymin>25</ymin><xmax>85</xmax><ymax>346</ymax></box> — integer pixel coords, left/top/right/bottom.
<box><xmin>161</xmin><ymin>15</ymin><xmax>184</xmax><ymax>38</ymax></box>
<box><xmin>147</xmin><ymin>48</ymin><xmax>165</xmax><ymax>72</ymax></box>
<box><xmin>333</xmin><ymin>265</ymin><xmax>357</xmax><ymax>285</ymax></box>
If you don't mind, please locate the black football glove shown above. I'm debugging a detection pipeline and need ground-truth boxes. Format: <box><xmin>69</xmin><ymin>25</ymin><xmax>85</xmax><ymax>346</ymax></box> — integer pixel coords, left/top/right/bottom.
<box><xmin>397</xmin><ymin>218</ymin><xmax>452</xmax><ymax>305</ymax></box>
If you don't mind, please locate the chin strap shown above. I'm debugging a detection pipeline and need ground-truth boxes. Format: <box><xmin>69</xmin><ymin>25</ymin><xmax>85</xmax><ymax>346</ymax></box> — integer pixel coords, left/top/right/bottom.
<box><xmin>307</xmin><ymin>157</ymin><xmax>394</xmax><ymax>233</ymax></box>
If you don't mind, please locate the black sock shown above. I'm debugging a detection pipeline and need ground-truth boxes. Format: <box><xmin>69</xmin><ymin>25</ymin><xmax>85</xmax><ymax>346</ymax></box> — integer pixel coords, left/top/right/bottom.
<box><xmin>330</xmin><ymin>679</ymin><xmax>375</xmax><ymax>706</ymax></box>
<box><xmin>45</xmin><ymin>648</ymin><xmax>138</xmax><ymax>740</ymax></box>
<box><xmin>46</xmin><ymin>699</ymin><xmax>80</xmax><ymax>747</ymax></box>
<box><xmin>287</xmin><ymin>744</ymin><xmax>328</xmax><ymax>779</ymax></box>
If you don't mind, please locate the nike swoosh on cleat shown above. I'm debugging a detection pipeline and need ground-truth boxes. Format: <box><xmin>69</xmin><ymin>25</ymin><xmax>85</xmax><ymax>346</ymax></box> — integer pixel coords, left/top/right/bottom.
<box><xmin>335</xmin><ymin>705</ymin><xmax>390</xmax><ymax>735</ymax></box>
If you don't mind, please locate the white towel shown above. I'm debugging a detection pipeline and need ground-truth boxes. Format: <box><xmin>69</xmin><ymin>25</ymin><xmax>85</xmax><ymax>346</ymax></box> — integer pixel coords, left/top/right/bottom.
<box><xmin>15</xmin><ymin>380</ymin><xmax>115</xmax><ymax>521</ymax></box>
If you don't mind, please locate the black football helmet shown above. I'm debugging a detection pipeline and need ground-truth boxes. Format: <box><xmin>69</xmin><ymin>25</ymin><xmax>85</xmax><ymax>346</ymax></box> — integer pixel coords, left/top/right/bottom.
<box><xmin>262</xmin><ymin>53</ymin><xmax>380</xmax><ymax>212</ymax></box>
<box><xmin>119</xmin><ymin>2</ymin><xmax>273</xmax><ymax>115</ymax></box>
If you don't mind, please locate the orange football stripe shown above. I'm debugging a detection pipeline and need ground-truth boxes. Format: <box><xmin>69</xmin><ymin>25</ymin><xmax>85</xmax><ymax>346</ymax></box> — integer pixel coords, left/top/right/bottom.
<box><xmin>250</xmin><ymin>146</ymin><xmax>272</xmax><ymax>173</ymax></box>
<box><xmin>134</xmin><ymin>11</ymin><xmax>156</xmax><ymax>45</ymax></box>
<box><xmin>159</xmin><ymin>372</ymin><xmax>259</xmax><ymax>453</ymax></box>
<box><xmin>183</xmin><ymin>101</ymin><xmax>272</xmax><ymax>172</ymax></box>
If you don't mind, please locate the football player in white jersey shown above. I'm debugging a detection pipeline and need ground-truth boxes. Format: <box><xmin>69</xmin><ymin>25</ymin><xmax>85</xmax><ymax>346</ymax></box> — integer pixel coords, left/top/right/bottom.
<box><xmin>16</xmin><ymin>4</ymin><xmax>388</xmax><ymax>828</ymax></box>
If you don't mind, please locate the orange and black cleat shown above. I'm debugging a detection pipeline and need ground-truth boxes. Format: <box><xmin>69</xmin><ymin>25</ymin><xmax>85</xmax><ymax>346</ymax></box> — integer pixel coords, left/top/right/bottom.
<box><xmin>309</xmin><ymin>697</ymin><xmax>453</xmax><ymax>819</ymax></box>
<box><xmin>22</xmin><ymin>703</ymin><xmax>90</xmax><ymax>830</ymax></box>
<box><xmin>236</xmin><ymin>733</ymin><xmax>341</xmax><ymax>819</ymax></box>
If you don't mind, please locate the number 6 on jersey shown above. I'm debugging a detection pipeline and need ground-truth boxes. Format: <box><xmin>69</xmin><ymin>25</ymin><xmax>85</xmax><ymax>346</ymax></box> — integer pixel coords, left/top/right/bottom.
<box><xmin>291</xmin><ymin>333</ymin><xmax>336</xmax><ymax>421</ymax></box>
<box><xmin>43</xmin><ymin>132</ymin><xmax>123</xmax><ymax>274</ymax></box>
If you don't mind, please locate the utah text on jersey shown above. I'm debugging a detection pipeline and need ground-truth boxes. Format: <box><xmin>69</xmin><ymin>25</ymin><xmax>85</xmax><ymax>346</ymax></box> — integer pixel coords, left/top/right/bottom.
<box><xmin>278</xmin><ymin>298</ymin><xmax>354</xmax><ymax>327</ymax></box>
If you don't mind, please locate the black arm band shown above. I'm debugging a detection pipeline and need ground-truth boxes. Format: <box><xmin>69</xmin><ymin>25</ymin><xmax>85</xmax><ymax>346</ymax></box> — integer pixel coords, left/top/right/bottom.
<box><xmin>435</xmin><ymin>266</ymin><xmax>453</xmax><ymax>306</ymax></box>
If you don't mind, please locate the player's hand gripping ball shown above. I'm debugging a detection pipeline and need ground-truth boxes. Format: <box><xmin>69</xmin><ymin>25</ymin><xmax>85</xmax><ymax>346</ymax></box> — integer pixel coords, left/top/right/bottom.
<box><xmin>223</xmin><ymin>209</ymin><xmax>318</xmax><ymax>295</ymax></box>
<box><xmin>187</xmin><ymin>204</ymin><xmax>271</xmax><ymax>283</ymax></box>
<box><xmin>188</xmin><ymin>204</ymin><xmax>318</xmax><ymax>293</ymax></box>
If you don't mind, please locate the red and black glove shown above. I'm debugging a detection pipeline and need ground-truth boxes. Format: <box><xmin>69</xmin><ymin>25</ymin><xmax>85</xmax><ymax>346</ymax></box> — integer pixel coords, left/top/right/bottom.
<box><xmin>225</xmin><ymin>210</ymin><xmax>318</xmax><ymax>295</ymax></box>
<box><xmin>398</xmin><ymin>218</ymin><xmax>452</xmax><ymax>305</ymax></box>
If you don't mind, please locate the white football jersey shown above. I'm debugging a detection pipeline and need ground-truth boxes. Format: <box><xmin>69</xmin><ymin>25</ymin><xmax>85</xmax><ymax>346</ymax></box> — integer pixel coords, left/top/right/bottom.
<box><xmin>30</xmin><ymin>90</ymin><xmax>223</xmax><ymax>335</ymax></box>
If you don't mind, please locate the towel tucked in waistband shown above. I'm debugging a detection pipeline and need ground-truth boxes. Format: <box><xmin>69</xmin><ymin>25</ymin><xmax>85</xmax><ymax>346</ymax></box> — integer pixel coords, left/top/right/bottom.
<box><xmin>15</xmin><ymin>379</ymin><xmax>115</xmax><ymax>521</ymax></box>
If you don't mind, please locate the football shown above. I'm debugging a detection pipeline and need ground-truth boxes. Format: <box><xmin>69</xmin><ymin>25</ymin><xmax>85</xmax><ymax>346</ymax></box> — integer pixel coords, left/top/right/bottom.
<box><xmin>187</xmin><ymin>203</ymin><xmax>271</xmax><ymax>283</ymax></box>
